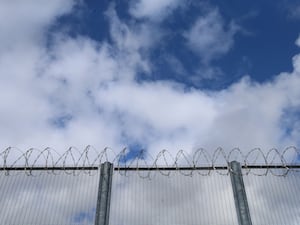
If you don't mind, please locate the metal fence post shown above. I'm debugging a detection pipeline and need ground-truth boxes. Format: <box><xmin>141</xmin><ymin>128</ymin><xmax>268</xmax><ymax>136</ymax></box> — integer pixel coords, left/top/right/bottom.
<box><xmin>95</xmin><ymin>162</ymin><xmax>113</xmax><ymax>225</ymax></box>
<box><xmin>230</xmin><ymin>161</ymin><xmax>253</xmax><ymax>225</ymax></box>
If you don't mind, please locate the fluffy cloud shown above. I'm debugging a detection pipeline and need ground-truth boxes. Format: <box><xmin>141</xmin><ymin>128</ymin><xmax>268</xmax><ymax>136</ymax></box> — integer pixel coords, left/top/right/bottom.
<box><xmin>0</xmin><ymin>1</ymin><xmax>75</xmax><ymax>150</ymax></box>
<box><xmin>129</xmin><ymin>0</ymin><xmax>183</xmax><ymax>22</ymax></box>
<box><xmin>0</xmin><ymin>0</ymin><xmax>74</xmax><ymax>50</ymax></box>
<box><xmin>184</xmin><ymin>8</ymin><xmax>238</xmax><ymax>63</ymax></box>
<box><xmin>92</xmin><ymin>64</ymin><xmax>300</xmax><ymax>154</ymax></box>
<box><xmin>0</xmin><ymin>1</ymin><xmax>299</xmax><ymax>157</ymax></box>
<box><xmin>296</xmin><ymin>34</ymin><xmax>300</xmax><ymax>47</ymax></box>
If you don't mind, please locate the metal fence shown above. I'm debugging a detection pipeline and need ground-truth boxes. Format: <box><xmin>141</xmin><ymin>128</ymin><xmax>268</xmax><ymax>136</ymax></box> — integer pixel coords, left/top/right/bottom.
<box><xmin>0</xmin><ymin>147</ymin><xmax>300</xmax><ymax>225</ymax></box>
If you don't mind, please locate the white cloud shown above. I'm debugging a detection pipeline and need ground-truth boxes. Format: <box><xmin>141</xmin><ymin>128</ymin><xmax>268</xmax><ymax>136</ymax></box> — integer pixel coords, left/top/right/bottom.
<box><xmin>0</xmin><ymin>0</ymin><xmax>299</xmax><ymax>158</ymax></box>
<box><xmin>105</xmin><ymin>5</ymin><xmax>162</xmax><ymax>76</ymax></box>
<box><xmin>296</xmin><ymin>34</ymin><xmax>300</xmax><ymax>47</ymax></box>
<box><xmin>92</xmin><ymin>65</ymin><xmax>300</xmax><ymax>154</ymax></box>
<box><xmin>129</xmin><ymin>0</ymin><xmax>183</xmax><ymax>22</ymax></box>
<box><xmin>184</xmin><ymin>8</ymin><xmax>238</xmax><ymax>63</ymax></box>
<box><xmin>0</xmin><ymin>0</ymin><xmax>75</xmax><ymax>51</ymax></box>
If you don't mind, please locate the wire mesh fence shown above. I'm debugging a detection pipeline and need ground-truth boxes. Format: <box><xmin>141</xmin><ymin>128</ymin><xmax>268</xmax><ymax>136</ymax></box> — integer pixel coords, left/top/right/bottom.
<box><xmin>109</xmin><ymin>170</ymin><xmax>239</xmax><ymax>225</ymax></box>
<box><xmin>0</xmin><ymin>147</ymin><xmax>300</xmax><ymax>225</ymax></box>
<box><xmin>244</xmin><ymin>171</ymin><xmax>300</xmax><ymax>225</ymax></box>
<box><xmin>0</xmin><ymin>170</ymin><xmax>99</xmax><ymax>225</ymax></box>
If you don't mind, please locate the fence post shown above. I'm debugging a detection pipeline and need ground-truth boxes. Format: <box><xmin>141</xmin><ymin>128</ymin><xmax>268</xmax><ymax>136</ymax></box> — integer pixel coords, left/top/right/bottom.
<box><xmin>229</xmin><ymin>161</ymin><xmax>253</xmax><ymax>225</ymax></box>
<box><xmin>95</xmin><ymin>162</ymin><xmax>113</xmax><ymax>225</ymax></box>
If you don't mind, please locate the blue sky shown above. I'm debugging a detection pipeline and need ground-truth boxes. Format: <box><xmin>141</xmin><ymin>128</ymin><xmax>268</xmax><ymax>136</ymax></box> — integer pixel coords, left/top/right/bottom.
<box><xmin>55</xmin><ymin>0</ymin><xmax>300</xmax><ymax>88</ymax></box>
<box><xmin>0</xmin><ymin>0</ymin><xmax>300</xmax><ymax>158</ymax></box>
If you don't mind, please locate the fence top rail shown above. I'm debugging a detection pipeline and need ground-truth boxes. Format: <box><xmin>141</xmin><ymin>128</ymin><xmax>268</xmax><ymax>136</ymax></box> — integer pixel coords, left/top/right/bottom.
<box><xmin>0</xmin><ymin>146</ymin><xmax>299</xmax><ymax>176</ymax></box>
<box><xmin>1</xmin><ymin>164</ymin><xmax>300</xmax><ymax>171</ymax></box>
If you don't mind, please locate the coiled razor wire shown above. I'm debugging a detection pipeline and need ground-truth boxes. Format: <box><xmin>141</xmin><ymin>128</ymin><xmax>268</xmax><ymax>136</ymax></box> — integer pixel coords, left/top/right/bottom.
<box><xmin>0</xmin><ymin>146</ymin><xmax>299</xmax><ymax>177</ymax></box>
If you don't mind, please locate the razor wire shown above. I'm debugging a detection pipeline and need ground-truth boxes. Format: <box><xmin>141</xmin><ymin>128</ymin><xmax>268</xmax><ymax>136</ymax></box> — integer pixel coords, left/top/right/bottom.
<box><xmin>0</xmin><ymin>146</ymin><xmax>299</xmax><ymax>177</ymax></box>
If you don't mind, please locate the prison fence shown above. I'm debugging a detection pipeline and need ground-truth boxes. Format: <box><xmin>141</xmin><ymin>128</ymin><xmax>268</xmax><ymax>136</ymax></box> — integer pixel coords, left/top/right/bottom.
<box><xmin>0</xmin><ymin>147</ymin><xmax>300</xmax><ymax>225</ymax></box>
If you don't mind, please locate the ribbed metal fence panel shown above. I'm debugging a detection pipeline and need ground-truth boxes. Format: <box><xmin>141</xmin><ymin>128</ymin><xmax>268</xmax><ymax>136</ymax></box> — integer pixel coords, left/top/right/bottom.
<box><xmin>0</xmin><ymin>171</ymin><xmax>100</xmax><ymax>225</ymax></box>
<box><xmin>243</xmin><ymin>170</ymin><xmax>300</xmax><ymax>225</ymax></box>
<box><xmin>1</xmin><ymin>168</ymin><xmax>300</xmax><ymax>225</ymax></box>
<box><xmin>109</xmin><ymin>170</ymin><xmax>239</xmax><ymax>225</ymax></box>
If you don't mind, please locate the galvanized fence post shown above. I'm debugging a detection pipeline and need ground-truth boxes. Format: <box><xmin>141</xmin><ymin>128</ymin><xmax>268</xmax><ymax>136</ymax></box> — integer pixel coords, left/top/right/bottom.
<box><xmin>230</xmin><ymin>161</ymin><xmax>253</xmax><ymax>225</ymax></box>
<box><xmin>95</xmin><ymin>162</ymin><xmax>113</xmax><ymax>225</ymax></box>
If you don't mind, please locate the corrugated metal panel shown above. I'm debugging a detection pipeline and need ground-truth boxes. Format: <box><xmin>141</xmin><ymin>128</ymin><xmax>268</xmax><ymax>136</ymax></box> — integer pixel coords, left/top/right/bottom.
<box><xmin>109</xmin><ymin>170</ymin><xmax>238</xmax><ymax>225</ymax></box>
<box><xmin>243</xmin><ymin>170</ymin><xmax>300</xmax><ymax>225</ymax></box>
<box><xmin>0</xmin><ymin>171</ymin><xmax>100</xmax><ymax>225</ymax></box>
